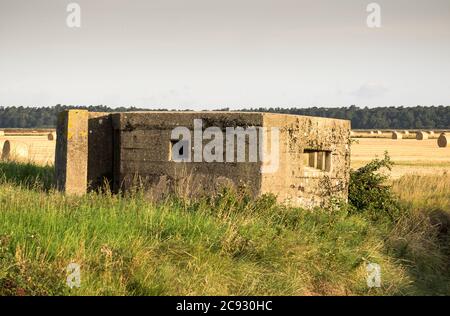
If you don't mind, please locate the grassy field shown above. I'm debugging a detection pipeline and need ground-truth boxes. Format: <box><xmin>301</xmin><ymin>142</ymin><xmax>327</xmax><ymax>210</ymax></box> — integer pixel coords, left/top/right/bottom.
<box><xmin>351</xmin><ymin>138</ymin><xmax>450</xmax><ymax>179</ymax></box>
<box><xmin>0</xmin><ymin>160</ymin><xmax>449</xmax><ymax>296</ymax></box>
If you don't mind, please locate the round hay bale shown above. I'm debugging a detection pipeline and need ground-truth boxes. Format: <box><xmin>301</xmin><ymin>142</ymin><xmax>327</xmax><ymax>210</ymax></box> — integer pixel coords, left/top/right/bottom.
<box><xmin>416</xmin><ymin>131</ymin><xmax>429</xmax><ymax>140</ymax></box>
<box><xmin>1</xmin><ymin>140</ymin><xmax>29</xmax><ymax>161</ymax></box>
<box><xmin>376</xmin><ymin>130</ymin><xmax>383</xmax><ymax>135</ymax></box>
<box><xmin>369</xmin><ymin>131</ymin><xmax>375</xmax><ymax>135</ymax></box>
<box><xmin>403</xmin><ymin>130</ymin><xmax>410</xmax><ymax>135</ymax></box>
<box><xmin>47</xmin><ymin>132</ymin><xmax>56</xmax><ymax>140</ymax></box>
<box><xmin>26</xmin><ymin>140</ymin><xmax>56</xmax><ymax>165</ymax></box>
<box><xmin>392</xmin><ymin>131</ymin><xmax>402</xmax><ymax>140</ymax></box>
<box><xmin>438</xmin><ymin>133</ymin><xmax>448</xmax><ymax>148</ymax></box>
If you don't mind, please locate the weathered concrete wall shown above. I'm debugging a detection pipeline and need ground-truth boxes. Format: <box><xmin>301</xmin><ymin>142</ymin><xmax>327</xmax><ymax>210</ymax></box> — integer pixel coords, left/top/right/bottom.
<box><xmin>87</xmin><ymin>112</ymin><xmax>114</xmax><ymax>191</ymax></box>
<box><xmin>55</xmin><ymin>110</ymin><xmax>114</xmax><ymax>194</ymax></box>
<box><xmin>111</xmin><ymin>112</ymin><xmax>263</xmax><ymax>198</ymax></box>
<box><xmin>55</xmin><ymin>110</ymin><xmax>350</xmax><ymax>208</ymax></box>
<box><xmin>55</xmin><ymin>110</ymin><xmax>88</xmax><ymax>195</ymax></box>
<box><xmin>261</xmin><ymin>114</ymin><xmax>350</xmax><ymax>208</ymax></box>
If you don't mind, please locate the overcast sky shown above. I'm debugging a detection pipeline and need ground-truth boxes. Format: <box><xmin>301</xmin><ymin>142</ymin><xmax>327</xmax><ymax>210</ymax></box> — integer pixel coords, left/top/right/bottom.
<box><xmin>0</xmin><ymin>0</ymin><xmax>449</xmax><ymax>109</ymax></box>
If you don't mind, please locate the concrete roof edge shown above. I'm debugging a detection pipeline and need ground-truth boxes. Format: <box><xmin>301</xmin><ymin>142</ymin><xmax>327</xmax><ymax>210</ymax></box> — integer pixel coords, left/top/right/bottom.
<box><xmin>101</xmin><ymin>110</ymin><xmax>350</xmax><ymax>123</ymax></box>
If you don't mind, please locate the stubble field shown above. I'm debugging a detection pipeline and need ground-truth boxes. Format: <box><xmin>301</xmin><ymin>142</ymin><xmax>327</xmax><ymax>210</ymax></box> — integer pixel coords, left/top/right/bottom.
<box><xmin>351</xmin><ymin>138</ymin><xmax>450</xmax><ymax>179</ymax></box>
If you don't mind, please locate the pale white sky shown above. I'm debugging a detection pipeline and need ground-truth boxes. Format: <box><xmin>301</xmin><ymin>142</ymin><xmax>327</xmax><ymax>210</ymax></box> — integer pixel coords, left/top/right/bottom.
<box><xmin>0</xmin><ymin>0</ymin><xmax>449</xmax><ymax>109</ymax></box>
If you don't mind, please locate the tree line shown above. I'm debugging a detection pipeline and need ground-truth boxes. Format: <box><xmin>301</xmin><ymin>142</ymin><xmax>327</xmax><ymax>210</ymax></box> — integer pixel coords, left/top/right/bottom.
<box><xmin>0</xmin><ymin>104</ymin><xmax>449</xmax><ymax>129</ymax></box>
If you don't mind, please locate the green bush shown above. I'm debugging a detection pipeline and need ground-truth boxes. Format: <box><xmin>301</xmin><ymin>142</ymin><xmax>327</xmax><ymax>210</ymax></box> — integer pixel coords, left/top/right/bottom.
<box><xmin>348</xmin><ymin>153</ymin><xmax>400</xmax><ymax>220</ymax></box>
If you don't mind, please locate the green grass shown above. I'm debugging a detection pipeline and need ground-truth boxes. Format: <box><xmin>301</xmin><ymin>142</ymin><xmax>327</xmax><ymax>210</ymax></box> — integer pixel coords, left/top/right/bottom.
<box><xmin>0</xmin><ymin>161</ymin><xmax>54</xmax><ymax>191</ymax></box>
<box><xmin>392</xmin><ymin>173</ymin><xmax>450</xmax><ymax>210</ymax></box>
<box><xmin>0</xmin><ymin>161</ymin><xmax>449</xmax><ymax>296</ymax></box>
<box><xmin>352</xmin><ymin>160</ymin><xmax>450</xmax><ymax>168</ymax></box>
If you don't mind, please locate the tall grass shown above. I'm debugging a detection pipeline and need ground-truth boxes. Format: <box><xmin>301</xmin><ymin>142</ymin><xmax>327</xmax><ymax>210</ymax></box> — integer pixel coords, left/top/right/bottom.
<box><xmin>390</xmin><ymin>173</ymin><xmax>450</xmax><ymax>293</ymax></box>
<box><xmin>0</xmin><ymin>161</ymin><xmax>448</xmax><ymax>296</ymax></box>
<box><xmin>392</xmin><ymin>173</ymin><xmax>450</xmax><ymax>211</ymax></box>
<box><xmin>0</xmin><ymin>161</ymin><xmax>54</xmax><ymax>190</ymax></box>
